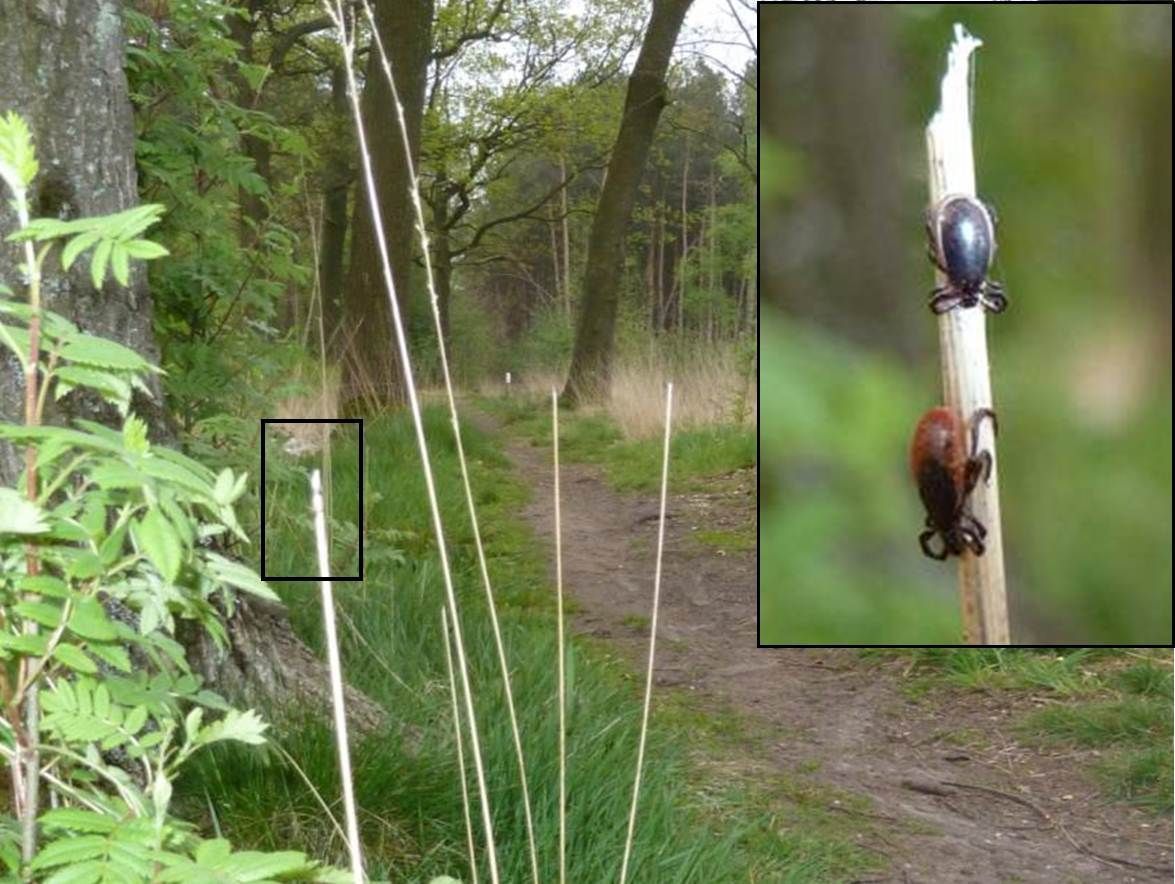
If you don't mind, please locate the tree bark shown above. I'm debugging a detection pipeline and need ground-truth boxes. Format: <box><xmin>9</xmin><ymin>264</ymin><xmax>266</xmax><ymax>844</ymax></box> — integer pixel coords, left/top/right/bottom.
<box><xmin>561</xmin><ymin>0</ymin><xmax>694</xmax><ymax>406</ymax></box>
<box><xmin>0</xmin><ymin>0</ymin><xmax>383</xmax><ymax>733</ymax></box>
<box><xmin>559</xmin><ymin>152</ymin><xmax>572</xmax><ymax>318</ymax></box>
<box><xmin>430</xmin><ymin>177</ymin><xmax>453</xmax><ymax>351</ymax></box>
<box><xmin>340</xmin><ymin>0</ymin><xmax>434</xmax><ymax>411</ymax></box>
<box><xmin>678</xmin><ymin>133</ymin><xmax>690</xmax><ymax>333</ymax></box>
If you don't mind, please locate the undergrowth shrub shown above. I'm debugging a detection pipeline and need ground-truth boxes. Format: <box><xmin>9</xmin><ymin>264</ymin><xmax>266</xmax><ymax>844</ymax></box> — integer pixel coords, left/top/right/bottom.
<box><xmin>0</xmin><ymin>111</ymin><xmax>344</xmax><ymax>881</ymax></box>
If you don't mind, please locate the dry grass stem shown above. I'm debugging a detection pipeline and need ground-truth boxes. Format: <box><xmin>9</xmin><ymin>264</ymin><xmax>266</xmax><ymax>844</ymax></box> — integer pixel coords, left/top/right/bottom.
<box><xmin>323</xmin><ymin>4</ymin><xmax>500</xmax><ymax>879</ymax></box>
<box><xmin>442</xmin><ymin>606</ymin><xmax>480</xmax><ymax>884</ymax></box>
<box><xmin>619</xmin><ymin>382</ymin><xmax>674</xmax><ymax>882</ymax></box>
<box><xmin>552</xmin><ymin>389</ymin><xmax>567</xmax><ymax>884</ymax></box>
<box><xmin>358</xmin><ymin>1</ymin><xmax>540</xmax><ymax>878</ymax></box>
<box><xmin>310</xmin><ymin>470</ymin><xmax>365</xmax><ymax>883</ymax></box>
<box><xmin>926</xmin><ymin>23</ymin><xmax>1009</xmax><ymax>643</ymax></box>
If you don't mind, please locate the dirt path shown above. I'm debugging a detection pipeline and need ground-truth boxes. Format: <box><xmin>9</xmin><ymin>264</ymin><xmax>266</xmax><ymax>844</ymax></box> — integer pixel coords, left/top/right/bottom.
<box><xmin>472</xmin><ymin>409</ymin><xmax>1173</xmax><ymax>884</ymax></box>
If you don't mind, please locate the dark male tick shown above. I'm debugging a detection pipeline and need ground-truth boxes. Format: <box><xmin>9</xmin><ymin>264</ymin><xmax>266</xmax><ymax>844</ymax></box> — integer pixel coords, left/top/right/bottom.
<box><xmin>909</xmin><ymin>406</ymin><xmax>998</xmax><ymax>560</ymax></box>
<box><xmin>925</xmin><ymin>194</ymin><xmax>1007</xmax><ymax>314</ymax></box>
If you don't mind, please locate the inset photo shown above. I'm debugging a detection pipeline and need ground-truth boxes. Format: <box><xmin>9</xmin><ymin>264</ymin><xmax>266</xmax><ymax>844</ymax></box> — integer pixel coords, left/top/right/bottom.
<box><xmin>759</xmin><ymin>4</ymin><xmax>1172</xmax><ymax>645</ymax></box>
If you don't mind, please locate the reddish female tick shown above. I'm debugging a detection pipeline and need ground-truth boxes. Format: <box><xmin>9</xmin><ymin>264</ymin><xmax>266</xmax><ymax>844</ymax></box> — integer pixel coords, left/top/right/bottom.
<box><xmin>909</xmin><ymin>406</ymin><xmax>998</xmax><ymax>560</ymax></box>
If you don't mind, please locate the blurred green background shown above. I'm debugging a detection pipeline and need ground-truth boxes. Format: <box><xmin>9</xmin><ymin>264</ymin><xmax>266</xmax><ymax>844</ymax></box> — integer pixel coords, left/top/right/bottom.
<box><xmin>759</xmin><ymin>4</ymin><xmax>1172</xmax><ymax>644</ymax></box>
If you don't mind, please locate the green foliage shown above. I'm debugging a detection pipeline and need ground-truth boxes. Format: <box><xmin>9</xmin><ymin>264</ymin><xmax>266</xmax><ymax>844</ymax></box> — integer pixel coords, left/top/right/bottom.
<box><xmin>124</xmin><ymin>0</ymin><xmax>314</xmax><ymax>429</ymax></box>
<box><xmin>1</xmin><ymin>113</ymin><xmax>341</xmax><ymax>882</ymax></box>
<box><xmin>0</xmin><ymin>111</ymin><xmax>38</xmax><ymax>195</ymax></box>
<box><xmin>10</xmin><ymin>204</ymin><xmax>170</xmax><ymax>289</ymax></box>
<box><xmin>508</xmin><ymin>304</ymin><xmax>574</xmax><ymax>376</ymax></box>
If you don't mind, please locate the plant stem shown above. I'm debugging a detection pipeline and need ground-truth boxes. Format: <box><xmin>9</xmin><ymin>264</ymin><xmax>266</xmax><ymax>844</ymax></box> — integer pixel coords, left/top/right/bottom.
<box><xmin>619</xmin><ymin>382</ymin><xmax>673</xmax><ymax>883</ymax></box>
<box><xmin>13</xmin><ymin>185</ymin><xmax>44</xmax><ymax>863</ymax></box>
<box><xmin>309</xmin><ymin>470</ymin><xmax>364</xmax><ymax>883</ymax></box>
<box><xmin>552</xmin><ymin>389</ymin><xmax>566</xmax><ymax>884</ymax></box>
<box><xmin>925</xmin><ymin>24</ymin><xmax>1009</xmax><ymax>644</ymax></box>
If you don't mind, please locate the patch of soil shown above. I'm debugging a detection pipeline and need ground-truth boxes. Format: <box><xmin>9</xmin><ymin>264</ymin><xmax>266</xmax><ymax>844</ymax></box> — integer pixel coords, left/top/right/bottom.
<box><xmin>472</xmin><ymin>409</ymin><xmax>1173</xmax><ymax>884</ymax></box>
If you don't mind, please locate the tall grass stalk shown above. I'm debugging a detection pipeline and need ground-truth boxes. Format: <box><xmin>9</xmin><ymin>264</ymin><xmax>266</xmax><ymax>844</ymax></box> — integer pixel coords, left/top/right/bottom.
<box><xmin>552</xmin><ymin>390</ymin><xmax>566</xmax><ymax>884</ymax></box>
<box><xmin>619</xmin><ymin>382</ymin><xmax>674</xmax><ymax>883</ymax></box>
<box><xmin>310</xmin><ymin>470</ymin><xmax>365</xmax><ymax>882</ymax></box>
<box><xmin>442</xmin><ymin>606</ymin><xmax>480</xmax><ymax>884</ymax></box>
<box><xmin>925</xmin><ymin>24</ymin><xmax>1008</xmax><ymax>643</ymax></box>
<box><xmin>323</xmin><ymin>5</ymin><xmax>500</xmax><ymax>880</ymax></box>
<box><xmin>357</xmin><ymin>1</ymin><xmax>540</xmax><ymax>879</ymax></box>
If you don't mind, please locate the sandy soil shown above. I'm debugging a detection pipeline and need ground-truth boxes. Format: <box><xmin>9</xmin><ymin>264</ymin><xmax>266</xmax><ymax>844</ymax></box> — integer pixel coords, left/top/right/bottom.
<box><xmin>473</xmin><ymin>409</ymin><xmax>1173</xmax><ymax>884</ymax></box>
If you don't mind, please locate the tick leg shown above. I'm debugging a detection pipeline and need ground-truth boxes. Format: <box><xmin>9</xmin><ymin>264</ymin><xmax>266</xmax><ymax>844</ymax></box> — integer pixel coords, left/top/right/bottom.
<box><xmin>919</xmin><ymin>529</ymin><xmax>948</xmax><ymax>560</ymax></box>
<box><xmin>929</xmin><ymin>287</ymin><xmax>962</xmax><ymax>314</ymax></box>
<box><xmin>960</xmin><ymin>511</ymin><xmax>987</xmax><ymax>540</ymax></box>
<box><xmin>964</xmin><ymin>451</ymin><xmax>993</xmax><ymax>492</ymax></box>
<box><xmin>960</xmin><ymin>525</ymin><xmax>986</xmax><ymax>557</ymax></box>
<box><xmin>963</xmin><ymin>453</ymin><xmax>990</xmax><ymax>494</ymax></box>
<box><xmin>981</xmin><ymin>280</ymin><xmax>1008</xmax><ymax>313</ymax></box>
<box><xmin>982</xmin><ymin>199</ymin><xmax>999</xmax><ymax>229</ymax></box>
<box><xmin>968</xmin><ymin>408</ymin><xmax>998</xmax><ymax>483</ymax></box>
<box><xmin>924</xmin><ymin>211</ymin><xmax>948</xmax><ymax>273</ymax></box>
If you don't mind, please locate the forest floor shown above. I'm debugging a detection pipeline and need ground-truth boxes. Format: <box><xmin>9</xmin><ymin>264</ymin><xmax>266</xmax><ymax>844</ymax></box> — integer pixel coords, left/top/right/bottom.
<box><xmin>470</xmin><ymin>406</ymin><xmax>1173</xmax><ymax>884</ymax></box>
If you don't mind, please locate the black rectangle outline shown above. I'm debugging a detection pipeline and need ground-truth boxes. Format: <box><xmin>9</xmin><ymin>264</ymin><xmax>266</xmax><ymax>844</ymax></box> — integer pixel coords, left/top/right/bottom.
<box><xmin>259</xmin><ymin>418</ymin><xmax>364</xmax><ymax>582</ymax></box>
<box><xmin>752</xmin><ymin>5</ymin><xmax>1171</xmax><ymax>649</ymax></box>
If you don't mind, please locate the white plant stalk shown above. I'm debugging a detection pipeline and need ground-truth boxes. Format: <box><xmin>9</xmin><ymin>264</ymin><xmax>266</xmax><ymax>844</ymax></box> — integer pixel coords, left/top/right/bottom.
<box><xmin>310</xmin><ymin>470</ymin><xmax>365</xmax><ymax>883</ymax></box>
<box><xmin>442</xmin><ymin>606</ymin><xmax>480</xmax><ymax>884</ymax></box>
<box><xmin>619</xmin><ymin>382</ymin><xmax>674</xmax><ymax>883</ymax></box>
<box><xmin>552</xmin><ymin>389</ymin><xmax>566</xmax><ymax>884</ymax></box>
<box><xmin>925</xmin><ymin>24</ymin><xmax>1009</xmax><ymax>643</ymax></box>
<box><xmin>357</xmin><ymin>1</ymin><xmax>539</xmax><ymax>878</ymax></box>
<box><xmin>320</xmin><ymin>5</ymin><xmax>500</xmax><ymax>879</ymax></box>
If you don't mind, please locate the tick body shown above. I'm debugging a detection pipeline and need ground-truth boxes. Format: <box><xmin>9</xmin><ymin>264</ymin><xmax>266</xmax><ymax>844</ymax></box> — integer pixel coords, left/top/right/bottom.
<box><xmin>925</xmin><ymin>194</ymin><xmax>1007</xmax><ymax>314</ymax></box>
<box><xmin>909</xmin><ymin>406</ymin><xmax>997</xmax><ymax>560</ymax></box>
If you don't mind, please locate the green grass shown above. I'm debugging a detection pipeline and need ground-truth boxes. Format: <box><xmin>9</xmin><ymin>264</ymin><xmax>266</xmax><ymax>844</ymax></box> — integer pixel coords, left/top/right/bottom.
<box><xmin>479</xmin><ymin>393</ymin><xmax>755</xmax><ymax>492</ymax></box>
<box><xmin>877</xmin><ymin>649</ymin><xmax>1174</xmax><ymax>813</ymax></box>
<box><xmin>177</xmin><ymin>406</ymin><xmax>866</xmax><ymax>881</ymax></box>
<box><xmin>695</xmin><ymin>529</ymin><xmax>756</xmax><ymax>553</ymax></box>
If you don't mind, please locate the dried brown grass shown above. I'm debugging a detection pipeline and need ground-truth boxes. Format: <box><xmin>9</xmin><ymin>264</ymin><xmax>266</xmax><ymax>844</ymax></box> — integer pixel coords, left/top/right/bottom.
<box><xmin>607</xmin><ymin>342</ymin><xmax>755</xmax><ymax>439</ymax></box>
<box><xmin>269</xmin><ymin>363</ymin><xmax>341</xmax><ymax>454</ymax></box>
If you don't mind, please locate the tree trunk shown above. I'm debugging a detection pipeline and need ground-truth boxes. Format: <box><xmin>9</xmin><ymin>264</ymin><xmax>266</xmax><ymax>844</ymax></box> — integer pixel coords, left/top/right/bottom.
<box><xmin>319</xmin><ymin>62</ymin><xmax>351</xmax><ymax>343</ymax></box>
<box><xmin>561</xmin><ymin>0</ymin><xmax>694</xmax><ymax>406</ymax></box>
<box><xmin>340</xmin><ymin>0</ymin><xmax>434</xmax><ymax>411</ymax></box>
<box><xmin>679</xmin><ymin>133</ymin><xmax>690</xmax><ymax>333</ymax></box>
<box><xmin>548</xmin><ymin>202</ymin><xmax>561</xmax><ymax>310</ymax></box>
<box><xmin>559</xmin><ymin>152</ymin><xmax>572</xmax><ymax>318</ymax></box>
<box><xmin>431</xmin><ymin>179</ymin><xmax>453</xmax><ymax>352</ymax></box>
<box><xmin>656</xmin><ymin>200</ymin><xmax>666</xmax><ymax>330</ymax></box>
<box><xmin>707</xmin><ymin>164</ymin><xmax>717</xmax><ymax>341</ymax></box>
<box><xmin>0</xmin><ymin>0</ymin><xmax>383</xmax><ymax>733</ymax></box>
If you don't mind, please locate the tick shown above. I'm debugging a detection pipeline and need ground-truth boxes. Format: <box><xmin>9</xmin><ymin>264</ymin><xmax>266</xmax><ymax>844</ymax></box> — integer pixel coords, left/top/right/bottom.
<box><xmin>910</xmin><ymin>406</ymin><xmax>998</xmax><ymax>560</ymax></box>
<box><xmin>925</xmin><ymin>194</ymin><xmax>1007</xmax><ymax>314</ymax></box>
